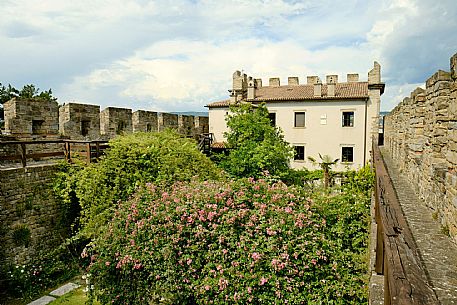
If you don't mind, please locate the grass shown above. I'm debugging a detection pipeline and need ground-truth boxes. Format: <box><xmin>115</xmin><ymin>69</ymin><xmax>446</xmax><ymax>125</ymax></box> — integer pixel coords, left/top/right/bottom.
<box><xmin>49</xmin><ymin>286</ymin><xmax>100</xmax><ymax>305</ymax></box>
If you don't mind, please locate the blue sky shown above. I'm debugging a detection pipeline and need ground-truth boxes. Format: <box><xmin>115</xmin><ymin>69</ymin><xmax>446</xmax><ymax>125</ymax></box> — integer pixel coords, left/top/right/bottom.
<box><xmin>0</xmin><ymin>0</ymin><xmax>456</xmax><ymax>112</ymax></box>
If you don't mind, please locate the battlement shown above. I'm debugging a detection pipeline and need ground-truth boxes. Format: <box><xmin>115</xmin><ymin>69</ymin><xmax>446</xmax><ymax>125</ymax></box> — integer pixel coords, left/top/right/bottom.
<box><xmin>1</xmin><ymin>100</ymin><xmax>209</xmax><ymax>141</ymax></box>
<box><xmin>233</xmin><ymin>62</ymin><xmax>381</xmax><ymax>100</ymax></box>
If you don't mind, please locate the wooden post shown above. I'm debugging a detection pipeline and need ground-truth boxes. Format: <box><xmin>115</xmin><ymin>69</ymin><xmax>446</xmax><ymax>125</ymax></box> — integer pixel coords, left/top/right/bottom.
<box><xmin>86</xmin><ymin>143</ymin><xmax>91</xmax><ymax>164</ymax></box>
<box><xmin>20</xmin><ymin>143</ymin><xmax>27</xmax><ymax>167</ymax></box>
<box><xmin>96</xmin><ymin>142</ymin><xmax>100</xmax><ymax>160</ymax></box>
<box><xmin>65</xmin><ymin>142</ymin><xmax>71</xmax><ymax>163</ymax></box>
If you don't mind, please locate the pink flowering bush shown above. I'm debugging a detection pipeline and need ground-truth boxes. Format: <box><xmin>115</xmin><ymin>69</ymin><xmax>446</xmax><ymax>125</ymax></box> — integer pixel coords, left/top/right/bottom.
<box><xmin>87</xmin><ymin>174</ymin><xmax>371</xmax><ymax>304</ymax></box>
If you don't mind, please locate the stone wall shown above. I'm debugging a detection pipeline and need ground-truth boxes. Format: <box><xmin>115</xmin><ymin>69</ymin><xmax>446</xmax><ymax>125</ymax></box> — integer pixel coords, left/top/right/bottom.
<box><xmin>59</xmin><ymin>103</ymin><xmax>101</xmax><ymax>140</ymax></box>
<box><xmin>133</xmin><ymin>110</ymin><xmax>158</xmax><ymax>133</ymax></box>
<box><xmin>178</xmin><ymin>115</ymin><xmax>195</xmax><ymax>137</ymax></box>
<box><xmin>3</xmin><ymin>98</ymin><xmax>59</xmax><ymax>138</ymax></box>
<box><xmin>100</xmin><ymin>107</ymin><xmax>133</xmax><ymax>139</ymax></box>
<box><xmin>194</xmin><ymin>116</ymin><xmax>209</xmax><ymax>135</ymax></box>
<box><xmin>2</xmin><ymin>100</ymin><xmax>209</xmax><ymax>141</ymax></box>
<box><xmin>0</xmin><ymin>164</ymin><xmax>64</xmax><ymax>267</ymax></box>
<box><xmin>158</xmin><ymin>113</ymin><xmax>179</xmax><ymax>132</ymax></box>
<box><xmin>384</xmin><ymin>52</ymin><xmax>457</xmax><ymax>242</ymax></box>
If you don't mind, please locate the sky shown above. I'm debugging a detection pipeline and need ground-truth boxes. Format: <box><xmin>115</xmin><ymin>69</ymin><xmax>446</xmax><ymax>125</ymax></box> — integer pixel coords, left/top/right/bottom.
<box><xmin>0</xmin><ymin>0</ymin><xmax>456</xmax><ymax>113</ymax></box>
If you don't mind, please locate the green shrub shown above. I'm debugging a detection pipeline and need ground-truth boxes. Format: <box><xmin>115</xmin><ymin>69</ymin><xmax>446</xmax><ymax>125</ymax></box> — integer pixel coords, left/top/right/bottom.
<box><xmin>2</xmin><ymin>248</ymin><xmax>80</xmax><ymax>301</ymax></box>
<box><xmin>87</xmin><ymin>169</ymin><xmax>372</xmax><ymax>304</ymax></box>
<box><xmin>12</xmin><ymin>224</ymin><xmax>31</xmax><ymax>247</ymax></box>
<box><xmin>54</xmin><ymin>130</ymin><xmax>224</xmax><ymax>239</ymax></box>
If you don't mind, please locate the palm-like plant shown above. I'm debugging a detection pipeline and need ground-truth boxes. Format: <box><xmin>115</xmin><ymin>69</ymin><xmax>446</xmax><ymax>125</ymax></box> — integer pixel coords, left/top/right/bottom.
<box><xmin>308</xmin><ymin>153</ymin><xmax>339</xmax><ymax>188</ymax></box>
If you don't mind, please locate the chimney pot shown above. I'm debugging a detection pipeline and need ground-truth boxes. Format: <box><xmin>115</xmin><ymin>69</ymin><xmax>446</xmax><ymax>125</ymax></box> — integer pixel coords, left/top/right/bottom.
<box><xmin>326</xmin><ymin>75</ymin><xmax>338</xmax><ymax>84</ymax></box>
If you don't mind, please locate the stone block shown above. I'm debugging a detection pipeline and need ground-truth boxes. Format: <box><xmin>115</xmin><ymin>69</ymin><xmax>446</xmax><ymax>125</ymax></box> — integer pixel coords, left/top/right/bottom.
<box><xmin>426</xmin><ymin>70</ymin><xmax>452</xmax><ymax>88</ymax></box>
<box><xmin>50</xmin><ymin>282</ymin><xmax>80</xmax><ymax>297</ymax></box>
<box><xmin>27</xmin><ymin>295</ymin><xmax>56</xmax><ymax>305</ymax></box>
<box><xmin>446</xmin><ymin>150</ymin><xmax>457</xmax><ymax>165</ymax></box>
<box><xmin>451</xmin><ymin>52</ymin><xmax>457</xmax><ymax>79</ymax></box>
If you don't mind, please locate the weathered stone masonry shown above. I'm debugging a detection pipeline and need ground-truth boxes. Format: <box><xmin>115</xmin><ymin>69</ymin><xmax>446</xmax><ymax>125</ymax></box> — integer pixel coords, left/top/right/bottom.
<box><xmin>384</xmin><ymin>52</ymin><xmax>457</xmax><ymax>242</ymax></box>
<box><xmin>2</xmin><ymin>100</ymin><xmax>209</xmax><ymax>141</ymax></box>
<box><xmin>0</xmin><ymin>164</ymin><xmax>65</xmax><ymax>267</ymax></box>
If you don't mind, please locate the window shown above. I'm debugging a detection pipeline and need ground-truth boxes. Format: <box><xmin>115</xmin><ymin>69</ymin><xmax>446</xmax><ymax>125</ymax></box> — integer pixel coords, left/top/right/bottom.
<box><xmin>117</xmin><ymin>121</ymin><xmax>126</xmax><ymax>134</ymax></box>
<box><xmin>294</xmin><ymin>112</ymin><xmax>305</xmax><ymax>127</ymax></box>
<box><xmin>294</xmin><ymin>146</ymin><xmax>305</xmax><ymax>161</ymax></box>
<box><xmin>342</xmin><ymin>111</ymin><xmax>354</xmax><ymax>127</ymax></box>
<box><xmin>81</xmin><ymin>120</ymin><xmax>90</xmax><ymax>136</ymax></box>
<box><xmin>32</xmin><ymin>120</ymin><xmax>44</xmax><ymax>135</ymax></box>
<box><xmin>341</xmin><ymin>147</ymin><xmax>354</xmax><ymax>162</ymax></box>
<box><xmin>268</xmin><ymin>113</ymin><xmax>276</xmax><ymax>126</ymax></box>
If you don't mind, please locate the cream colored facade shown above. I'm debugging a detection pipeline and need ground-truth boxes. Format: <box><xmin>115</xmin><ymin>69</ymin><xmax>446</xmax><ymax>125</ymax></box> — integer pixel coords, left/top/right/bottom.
<box><xmin>207</xmin><ymin>63</ymin><xmax>384</xmax><ymax>171</ymax></box>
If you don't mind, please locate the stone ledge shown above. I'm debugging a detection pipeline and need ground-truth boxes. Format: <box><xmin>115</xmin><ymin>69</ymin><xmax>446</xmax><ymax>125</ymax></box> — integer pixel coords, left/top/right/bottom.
<box><xmin>27</xmin><ymin>295</ymin><xmax>56</xmax><ymax>305</ymax></box>
<box><xmin>49</xmin><ymin>282</ymin><xmax>80</xmax><ymax>297</ymax></box>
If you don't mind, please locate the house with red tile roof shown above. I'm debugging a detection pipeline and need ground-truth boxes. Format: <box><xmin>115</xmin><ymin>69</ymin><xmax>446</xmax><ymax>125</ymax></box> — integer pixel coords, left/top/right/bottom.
<box><xmin>206</xmin><ymin>62</ymin><xmax>385</xmax><ymax>171</ymax></box>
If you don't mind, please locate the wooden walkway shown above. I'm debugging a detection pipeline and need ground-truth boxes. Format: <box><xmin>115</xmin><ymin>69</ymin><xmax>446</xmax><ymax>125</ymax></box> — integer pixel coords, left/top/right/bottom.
<box><xmin>380</xmin><ymin>147</ymin><xmax>457</xmax><ymax>304</ymax></box>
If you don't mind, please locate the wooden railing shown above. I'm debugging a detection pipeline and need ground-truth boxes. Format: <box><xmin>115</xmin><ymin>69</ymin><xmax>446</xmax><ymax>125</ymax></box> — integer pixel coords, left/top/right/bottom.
<box><xmin>0</xmin><ymin>140</ymin><xmax>109</xmax><ymax>167</ymax></box>
<box><xmin>372</xmin><ymin>142</ymin><xmax>438</xmax><ymax>304</ymax></box>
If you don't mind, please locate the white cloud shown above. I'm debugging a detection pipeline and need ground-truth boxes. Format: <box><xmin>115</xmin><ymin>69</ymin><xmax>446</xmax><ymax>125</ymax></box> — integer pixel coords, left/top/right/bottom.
<box><xmin>1</xmin><ymin>0</ymin><xmax>456</xmax><ymax>112</ymax></box>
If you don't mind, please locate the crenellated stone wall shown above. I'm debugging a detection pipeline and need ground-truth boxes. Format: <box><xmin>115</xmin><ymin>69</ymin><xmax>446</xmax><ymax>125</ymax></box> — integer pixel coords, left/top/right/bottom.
<box><xmin>59</xmin><ymin>103</ymin><xmax>101</xmax><ymax>140</ymax></box>
<box><xmin>178</xmin><ymin>115</ymin><xmax>195</xmax><ymax>138</ymax></box>
<box><xmin>133</xmin><ymin>110</ymin><xmax>158</xmax><ymax>133</ymax></box>
<box><xmin>1</xmin><ymin>101</ymin><xmax>209</xmax><ymax>141</ymax></box>
<box><xmin>3</xmin><ymin>98</ymin><xmax>59</xmax><ymax>139</ymax></box>
<box><xmin>384</xmin><ymin>52</ymin><xmax>457</xmax><ymax>242</ymax></box>
<box><xmin>158</xmin><ymin>112</ymin><xmax>179</xmax><ymax>132</ymax></box>
<box><xmin>100</xmin><ymin>107</ymin><xmax>133</xmax><ymax>139</ymax></box>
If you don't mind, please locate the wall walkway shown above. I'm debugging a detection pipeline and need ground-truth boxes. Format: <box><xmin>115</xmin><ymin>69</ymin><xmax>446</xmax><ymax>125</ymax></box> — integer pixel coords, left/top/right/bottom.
<box><xmin>381</xmin><ymin>147</ymin><xmax>457</xmax><ymax>304</ymax></box>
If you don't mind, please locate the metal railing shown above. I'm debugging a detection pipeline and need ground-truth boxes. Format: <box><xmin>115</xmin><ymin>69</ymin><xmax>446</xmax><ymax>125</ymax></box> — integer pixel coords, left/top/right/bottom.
<box><xmin>372</xmin><ymin>141</ymin><xmax>438</xmax><ymax>304</ymax></box>
<box><xmin>0</xmin><ymin>140</ymin><xmax>109</xmax><ymax>167</ymax></box>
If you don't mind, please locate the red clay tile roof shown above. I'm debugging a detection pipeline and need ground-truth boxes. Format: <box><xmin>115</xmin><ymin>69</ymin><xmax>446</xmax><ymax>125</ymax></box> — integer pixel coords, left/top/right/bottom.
<box><xmin>211</xmin><ymin>142</ymin><xmax>226</xmax><ymax>149</ymax></box>
<box><xmin>252</xmin><ymin>82</ymin><xmax>369</xmax><ymax>101</ymax></box>
<box><xmin>207</xmin><ymin>99</ymin><xmax>231</xmax><ymax>108</ymax></box>
<box><xmin>206</xmin><ymin>82</ymin><xmax>369</xmax><ymax>107</ymax></box>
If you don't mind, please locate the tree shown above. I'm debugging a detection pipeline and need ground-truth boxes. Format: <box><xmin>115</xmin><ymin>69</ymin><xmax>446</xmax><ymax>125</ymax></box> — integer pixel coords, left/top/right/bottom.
<box><xmin>308</xmin><ymin>153</ymin><xmax>339</xmax><ymax>188</ymax></box>
<box><xmin>0</xmin><ymin>83</ymin><xmax>56</xmax><ymax>104</ymax></box>
<box><xmin>221</xmin><ymin>103</ymin><xmax>293</xmax><ymax>178</ymax></box>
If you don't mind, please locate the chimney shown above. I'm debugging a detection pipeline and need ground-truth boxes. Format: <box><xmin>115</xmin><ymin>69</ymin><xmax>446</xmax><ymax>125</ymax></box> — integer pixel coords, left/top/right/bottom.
<box><xmin>254</xmin><ymin>78</ymin><xmax>262</xmax><ymax>88</ymax></box>
<box><xmin>247</xmin><ymin>80</ymin><xmax>255</xmax><ymax>100</ymax></box>
<box><xmin>288</xmin><ymin>77</ymin><xmax>299</xmax><ymax>86</ymax></box>
<box><xmin>347</xmin><ymin>73</ymin><xmax>359</xmax><ymax>82</ymax></box>
<box><xmin>368</xmin><ymin>61</ymin><xmax>381</xmax><ymax>84</ymax></box>
<box><xmin>327</xmin><ymin>83</ymin><xmax>335</xmax><ymax>97</ymax></box>
<box><xmin>269</xmin><ymin>77</ymin><xmax>280</xmax><ymax>87</ymax></box>
<box><xmin>326</xmin><ymin>75</ymin><xmax>338</xmax><ymax>84</ymax></box>
<box><xmin>313</xmin><ymin>80</ymin><xmax>322</xmax><ymax>98</ymax></box>
<box><xmin>307</xmin><ymin>76</ymin><xmax>319</xmax><ymax>84</ymax></box>
<box><xmin>232</xmin><ymin>70</ymin><xmax>243</xmax><ymax>91</ymax></box>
